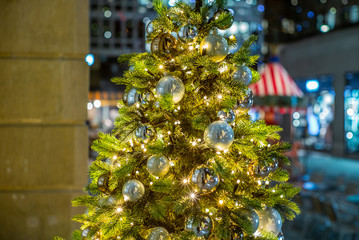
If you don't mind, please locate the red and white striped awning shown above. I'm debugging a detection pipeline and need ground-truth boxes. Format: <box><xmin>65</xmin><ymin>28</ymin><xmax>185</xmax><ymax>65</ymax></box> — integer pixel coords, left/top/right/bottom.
<box><xmin>250</xmin><ymin>62</ymin><xmax>304</xmax><ymax>97</ymax></box>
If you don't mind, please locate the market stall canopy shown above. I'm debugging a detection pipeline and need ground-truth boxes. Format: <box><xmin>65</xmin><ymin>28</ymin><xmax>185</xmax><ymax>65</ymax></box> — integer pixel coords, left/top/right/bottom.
<box><xmin>250</xmin><ymin>59</ymin><xmax>304</xmax><ymax>97</ymax></box>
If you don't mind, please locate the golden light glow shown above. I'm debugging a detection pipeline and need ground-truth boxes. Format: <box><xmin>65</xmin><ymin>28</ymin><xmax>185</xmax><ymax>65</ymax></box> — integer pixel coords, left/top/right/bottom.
<box><xmin>219</xmin><ymin>200</ymin><xmax>224</xmax><ymax>205</ymax></box>
<box><xmin>159</xmin><ymin>65</ymin><xmax>164</xmax><ymax>69</ymax></box>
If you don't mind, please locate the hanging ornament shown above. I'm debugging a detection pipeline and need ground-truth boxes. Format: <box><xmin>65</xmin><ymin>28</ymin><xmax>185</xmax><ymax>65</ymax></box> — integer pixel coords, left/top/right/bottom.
<box><xmin>178</xmin><ymin>24</ymin><xmax>198</xmax><ymax>43</ymax></box>
<box><xmin>213</xmin><ymin>10</ymin><xmax>234</xmax><ymax>30</ymax></box>
<box><xmin>268</xmin><ymin>158</ymin><xmax>279</xmax><ymax>173</ymax></box>
<box><xmin>151</xmin><ymin>33</ymin><xmax>177</xmax><ymax>58</ymax></box>
<box><xmin>200</xmin><ymin>30</ymin><xmax>229</xmax><ymax>62</ymax></box>
<box><xmin>233</xmin><ymin>66</ymin><xmax>252</xmax><ymax>85</ymax></box>
<box><xmin>97</xmin><ymin>174</ymin><xmax>110</xmax><ymax>194</ymax></box>
<box><xmin>234</xmin><ymin>89</ymin><xmax>253</xmax><ymax>113</ymax></box>
<box><xmin>217</xmin><ymin>109</ymin><xmax>236</xmax><ymax>123</ymax></box>
<box><xmin>249</xmin><ymin>164</ymin><xmax>270</xmax><ymax>178</ymax></box>
<box><xmin>135</xmin><ymin>125</ymin><xmax>155</xmax><ymax>141</ymax></box>
<box><xmin>278</xmin><ymin>231</ymin><xmax>285</xmax><ymax>240</ymax></box>
<box><xmin>156</xmin><ymin>75</ymin><xmax>185</xmax><ymax>103</ymax></box>
<box><xmin>147</xmin><ymin>227</ymin><xmax>171</xmax><ymax>240</ymax></box>
<box><xmin>123</xmin><ymin>88</ymin><xmax>141</xmax><ymax>107</ymax></box>
<box><xmin>204</xmin><ymin>120</ymin><xmax>234</xmax><ymax>151</ymax></box>
<box><xmin>190</xmin><ymin>165</ymin><xmax>220</xmax><ymax>194</ymax></box>
<box><xmin>254</xmin><ymin>207</ymin><xmax>283</xmax><ymax>236</ymax></box>
<box><xmin>231</xmin><ymin>208</ymin><xmax>259</xmax><ymax>235</ymax></box>
<box><xmin>147</xmin><ymin>155</ymin><xmax>170</xmax><ymax>177</ymax></box>
<box><xmin>122</xmin><ymin>179</ymin><xmax>145</xmax><ymax>202</ymax></box>
<box><xmin>229</xmin><ymin>225</ymin><xmax>244</xmax><ymax>240</ymax></box>
<box><xmin>107</xmin><ymin>194</ymin><xmax>118</xmax><ymax>205</ymax></box>
<box><xmin>185</xmin><ymin>214</ymin><xmax>213</xmax><ymax>238</ymax></box>
<box><xmin>82</xmin><ymin>228</ymin><xmax>90</xmax><ymax>238</ymax></box>
<box><xmin>146</xmin><ymin>20</ymin><xmax>155</xmax><ymax>34</ymax></box>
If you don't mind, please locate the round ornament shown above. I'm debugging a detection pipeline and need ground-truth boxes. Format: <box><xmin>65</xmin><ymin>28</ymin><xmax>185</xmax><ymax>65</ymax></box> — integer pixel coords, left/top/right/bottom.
<box><xmin>156</xmin><ymin>75</ymin><xmax>185</xmax><ymax>103</ymax></box>
<box><xmin>123</xmin><ymin>88</ymin><xmax>142</xmax><ymax>107</ymax></box>
<box><xmin>82</xmin><ymin>228</ymin><xmax>90</xmax><ymax>238</ymax></box>
<box><xmin>148</xmin><ymin>227</ymin><xmax>171</xmax><ymax>240</ymax></box>
<box><xmin>146</xmin><ymin>20</ymin><xmax>155</xmax><ymax>34</ymax></box>
<box><xmin>190</xmin><ymin>165</ymin><xmax>220</xmax><ymax>194</ymax></box>
<box><xmin>213</xmin><ymin>10</ymin><xmax>234</xmax><ymax>30</ymax></box>
<box><xmin>122</xmin><ymin>179</ymin><xmax>145</xmax><ymax>202</ymax></box>
<box><xmin>233</xmin><ymin>66</ymin><xmax>252</xmax><ymax>85</ymax></box>
<box><xmin>229</xmin><ymin>225</ymin><xmax>244</xmax><ymax>240</ymax></box>
<box><xmin>233</xmin><ymin>208</ymin><xmax>259</xmax><ymax>235</ymax></box>
<box><xmin>249</xmin><ymin>164</ymin><xmax>270</xmax><ymax>178</ymax></box>
<box><xmin>97</xmin><ymin>174</ymin><xmax>110</xmax><ymax>194</ymax></box>
<box><xmin>147</xmin><ymin>155</ymin><xmax>170</xmax><ymax>177</ymax></box>
<box><xmin>204</xmin><ymin>120</ymin><xmax>234</xmax><ymax>151</ymax></box>
<box><xmin>218</xmin><ymin>109</ymin><xmax>236</xmax><ymax>123</ymax></box>
<box><xmin>107</xmin><ymin>194</ymin><xmax>118</xmax><ymax>205</ymax></box>
<box><xmin>151</xmin><ymin>33</ymin><xmax>177</xmax><ymax>58</ymax></box>
<box><xmin>235</xmin><ymin>89</ymin><xmax>253</xmax><ymax>112</ymax></box>
<box><xmin>200</xmin><ymin>31</ymin><xmax>229</xmax><ymax>62</ymax></box>
<box><xmin>254</xmin><ymin>207</ymin><xmax>283</xmax><ymax>236</ymax></box>
<box><xmin>178</xmin><ymin>24</ymin><xmax>198</xmax><ymax>42</ymax></box>
<box><xmin>135</xmin><ymin>125</ymin><xmax>155</xmax><ymax>141</ymax></box>
<box><xmin>185</xmin><ymin>214</ymin><xmax>213</xmax><ymax>238</ymax></box>
<box><xmin>278</xmin><ymin>231</ymin><xmax>285</xmax><ymax>240</ymax></box>
<box><xmin>268</xmin><ymin>158</ymin><xmax>279</xmax><ymax>173</ymax></box>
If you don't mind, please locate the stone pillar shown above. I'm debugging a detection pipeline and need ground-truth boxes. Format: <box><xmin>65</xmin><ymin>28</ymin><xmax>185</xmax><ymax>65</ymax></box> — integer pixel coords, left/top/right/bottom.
<box><xmin>0</xmin><ymin>1</ymin><xmax>89</xmax><ymax>239</ymax></box>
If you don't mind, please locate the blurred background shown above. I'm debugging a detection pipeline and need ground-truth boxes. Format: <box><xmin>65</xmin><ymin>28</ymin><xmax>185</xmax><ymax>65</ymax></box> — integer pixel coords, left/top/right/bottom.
<box><xmin>0</xmin><ymin>0</ymin><xmax>359</xmax><ymax>239</ymax></box>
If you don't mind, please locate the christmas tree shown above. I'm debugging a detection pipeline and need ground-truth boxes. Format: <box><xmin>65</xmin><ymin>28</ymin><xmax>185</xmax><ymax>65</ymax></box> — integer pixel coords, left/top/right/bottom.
<box><xmin>71</xmin><ymin>0</ymin><xmax>300</xmax><ymax>239</ymax></box>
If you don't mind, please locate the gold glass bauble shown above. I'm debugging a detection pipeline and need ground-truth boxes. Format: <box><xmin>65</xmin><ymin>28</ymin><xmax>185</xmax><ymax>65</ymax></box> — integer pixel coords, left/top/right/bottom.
<box><xmin>200</xmin><ymin>32</ymin><xmax>228</xmax><ymax>62</ymax></box>
<box><xmin>151</xmin><ymin>33</ymin><xmax>177</xmax><ymax>58</ymax></box>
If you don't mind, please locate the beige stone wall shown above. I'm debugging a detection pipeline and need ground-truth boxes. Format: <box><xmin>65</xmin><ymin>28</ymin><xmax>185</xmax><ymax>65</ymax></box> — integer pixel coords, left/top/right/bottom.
<box><xmin>0</xmin><ymin>0</ymin><xmax>89</xmax><ymax>239</ymax></box>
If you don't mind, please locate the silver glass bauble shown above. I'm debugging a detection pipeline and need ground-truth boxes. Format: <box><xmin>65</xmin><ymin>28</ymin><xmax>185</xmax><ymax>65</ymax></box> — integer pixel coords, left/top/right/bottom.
<box><xmin>254</xmin><ymin>207</ymin><xmax>283</xmax><ymax>236</ymax></box>
<box><xmin>217</xmin><ymin>109</ymin><xmax>236</xmax><ymax>123</ymax></box>
<box><xmin>148</xmin><ymin>227</ymin><xmax>171</xmax><ymax>240</ymax></box>
<box><xmin>249</xmin><ymin>164</ymin><xmax>270</xmax><ymax>178</ymax></box>
<box><xmin>240</xmin><ymin>209</ymin><xmax>260</xmax><ymax>235</ymax></box>
<box><xmin>107</xmin><ymin>194</ymin><xmax>118</xmax><ymax>205</ymax></box>
<box><xmin>122</xmin><ymin>180</ymin><xmax>145</xmax><ymax>202</ymax></box>
<box><xmin>213</xmin><ymin>10</ymin><xmax>234</xmax><ymax>30</ymax></box>
<box><xmin>268</xmin><ymin>158</ymin><xmax>279</xmax><ymax>173</ymax></box>
<box><xmin>235</xmin><ymin>89</ymin><xmax>253</xmax><ymax>112</ymax></box>
<box><xmin>200</xmin><ymin>32</ymin><xmax>228</xmax><ymax>62</ymax></box>
<box><xmin>146</xmin><ymin>20</ymin><xmax>155</xmax><ymax>34</ymax></box>
<box><xmin>190</xmin><ymin>165</ymin><xmax>219</xmax><ymax>194</ymax></box>
<box><xmin>229</xmin><ymin>225</ymin><xmax>244</xmax><ymax>240</ymax></box>
<box><xmin>156</xmin><ymin>75</ymin><xmax>185</xmax><ymax>103</ymax></box>
<box><xmin>185</xmin><ymin>214</ymin><xmax>213</xmax><ymax>238</ymax></box>
<box><xmin>135</xmin><ymin>125</ymin><xmax>155</xmax><ymax>141</ymax></box>
<box><xmin>82</xmin><ymin>228</ymin><xmax>90</xmax><ymax>238</ymax></box>
<box><xmin>178</xmin><ymin>24</ymin><xmax>198</xmax><ymax>42</ymax></box>
<box><xmin>123</xmin><ymin>88</ymin><xmax>142</xmax><ymax>107</ymax></box>
<box><xmin>233</xmin><ymin>66</ymin><xmax>252</xmax><ymax>85</ymax></box>
<box><xmin>204</xmin><ymin>120</ymin><xmax>234</xmax><ymax>151</ymax></box>
<box><xmin>278</xmin><ymin>231</ymin><xmax>285</xmax><ymax>240</ymax></box>
<box><xmin>147</xmin><ymin>155</ymin><xmax>170</xmax><ymax>177</ymax></box>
